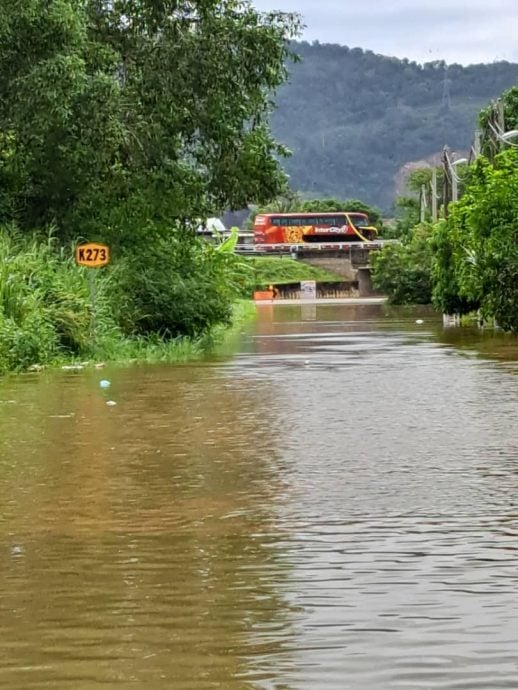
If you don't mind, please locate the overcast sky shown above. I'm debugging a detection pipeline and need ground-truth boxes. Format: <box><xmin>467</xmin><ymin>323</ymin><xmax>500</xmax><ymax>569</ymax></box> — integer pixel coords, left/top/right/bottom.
<box><xmin>253</xmin><ymin>0</ymin><xmax>518</xmax><ymax>65</ymax></box>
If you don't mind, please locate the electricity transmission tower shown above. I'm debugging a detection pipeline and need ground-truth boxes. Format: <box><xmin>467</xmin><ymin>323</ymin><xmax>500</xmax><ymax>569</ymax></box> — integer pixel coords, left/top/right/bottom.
<box><xmin>441</xmin><ymin>66</ymin><xmax>451</xmax><ymax>112</ymax></box>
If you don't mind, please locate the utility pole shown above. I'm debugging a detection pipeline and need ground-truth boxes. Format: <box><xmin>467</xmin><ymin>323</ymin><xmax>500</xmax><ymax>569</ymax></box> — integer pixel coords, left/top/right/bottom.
<box><xmin>420</xmin><ymin>184</ymin><xmax>427</xmax><ymax>223</ymax></box>
<box><xmin>431</xmin><ymin>168</ymin><xmax>438</xmax><ymax>223</ymax></box>
<box><xmin>441</xmin><ymin>66</ymin><xmax>451</xmax><ymax>111</ymax></box>
<box><xmin>451</xmin><ymin>166</ymin><xmax>459</xmax><ymax>203</ymax></box>
<box><xmin>486</xmin><ymin>100</ymin><xmax>503</xmax><ymax>161</ymax></box>
<box><xmin>496</xmin><ymin>98</ymin><xmax>506</xmax><ymax>134</ymax></box>
<box><xmin>473</xmin><ymin>130</ymin><xmax>482</xmax><ymax>158</ymax></box>
<box><xmin>442</xmin><ymin>147</ymin><xmax>451</xmax><ymax>217</ymax></box>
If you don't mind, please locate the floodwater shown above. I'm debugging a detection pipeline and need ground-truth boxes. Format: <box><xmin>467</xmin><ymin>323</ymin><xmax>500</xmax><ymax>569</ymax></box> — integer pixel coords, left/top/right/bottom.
<box><xmin>1</xmin><ymin>303</ymin><xmax>517</xmax><ymax>690</ymax></box>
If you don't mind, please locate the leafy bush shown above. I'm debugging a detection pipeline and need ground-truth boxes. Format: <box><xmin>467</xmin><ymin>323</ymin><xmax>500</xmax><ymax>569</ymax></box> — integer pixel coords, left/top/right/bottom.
<box><xmin>0</xmin><ymin>310</ymin><xmax>58</xmax><ymax>373</ymax></box>
<box><xmin>431</xmin><ymin>219</ymin><xmax>480</xmax><ymax>316</ymax></box>
<box><xmin>112</xmin><ymin>230</ymin><xmax>243</xmax><ymax>339</ymax></box>
<box><xmin>370</xmin><ymin>224</ymin><xmax>433</xmax><ymax>304</ymax></box>
<box><xmin>431</xmin><ymin>150</ymin><xmax>518</xmax><ymax>330</ymax></box>
<box><xmin>0</xmin><ymin>224</ymin><xmax>254</xmax><ymax>373</ymax></box>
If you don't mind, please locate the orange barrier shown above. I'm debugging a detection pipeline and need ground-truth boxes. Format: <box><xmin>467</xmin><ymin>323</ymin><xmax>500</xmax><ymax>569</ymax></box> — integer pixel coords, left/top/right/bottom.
<box><xmin>253</xmin><ymin>290</ymin><xmax>274</xmax><ymax>301</ymax></box>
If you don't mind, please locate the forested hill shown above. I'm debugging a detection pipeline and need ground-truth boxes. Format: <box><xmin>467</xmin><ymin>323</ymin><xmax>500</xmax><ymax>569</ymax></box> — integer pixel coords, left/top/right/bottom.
<box><xmin>270</xmin><ymin>42</ymin><xmax>518</xmax><ymax>210</ymax></box>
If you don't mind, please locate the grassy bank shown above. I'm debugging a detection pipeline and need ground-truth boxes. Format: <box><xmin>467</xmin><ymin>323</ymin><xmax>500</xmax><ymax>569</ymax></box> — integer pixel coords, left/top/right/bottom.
<box><xmin>2</xmin><ymin>295</ymin><xmax>256</xmax><ymax>374</ymax></box>
<box><xmin>246</xmin><ymin>257</ymin><xmax>343</xmax><ymax>288</ymax></box>
<box><xmin>90</xmin><ymin>300</ymin><xmax>256</xmax><ymax>367</ymax></box>
<box><xmin>0</xmin><ymin>230</ymin><xmax>255</xmax><ymax>375</ymax></box>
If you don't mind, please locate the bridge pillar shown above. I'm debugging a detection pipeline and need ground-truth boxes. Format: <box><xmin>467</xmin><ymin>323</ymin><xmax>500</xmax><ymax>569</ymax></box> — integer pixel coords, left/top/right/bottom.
<box><xmin>357</xmin><ymin>267</ymin><xmax>376</xmax><ymax>297</ymax></box>
<box><xmin>299</xmin><ymin>253</ymin><xmax>380</xmax><ymax>297</ymax></box>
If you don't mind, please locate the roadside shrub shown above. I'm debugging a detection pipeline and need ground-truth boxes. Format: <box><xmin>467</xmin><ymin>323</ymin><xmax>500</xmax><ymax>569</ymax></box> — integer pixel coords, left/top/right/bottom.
<box><xmin>112</xmin><ymin>231</ymin><xmax>242</xmax><ymax>338</ymax></box>
<box><xmin>431</xmin><ymin>219</ymin><xmax>480</xmax><ymax>316</ymax></box>
<box><xmin>0</xmin><ymin>310</ymin><xmax>58</xmax><ymax>373</ymax></box>
<box><xmin>370</xmin><ymin>223</ymin><xmax>433</xmax><ymax>304</ymax></box>
<box><xmin>431</xmin><ymin>151</ymin><xmax>518</xmax><ymax>330</ymax></box>
<box><xmin>0</xmin><ymin>224</ymin><xmax>250</xmax><ymax>373</ymax></box>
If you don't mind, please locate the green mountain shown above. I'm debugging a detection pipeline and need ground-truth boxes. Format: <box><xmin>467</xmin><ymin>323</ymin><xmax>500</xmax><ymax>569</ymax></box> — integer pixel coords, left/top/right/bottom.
<box><xmin>270</xmin><ymin>42</ymin><xmax>518</xmax><ymax>211</ymax></box>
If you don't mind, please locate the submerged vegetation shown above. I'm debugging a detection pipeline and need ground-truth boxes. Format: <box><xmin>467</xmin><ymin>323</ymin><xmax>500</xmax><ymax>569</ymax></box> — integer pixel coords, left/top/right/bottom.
<box><xmin>431</xmin><ymin>149</ymin><xmax>518</xmax><ymax>332</ymax></box>
<box><xmin>0</xmin><ymin>229</ymin><xmax>256</xmax><ymax>374</ymax></box>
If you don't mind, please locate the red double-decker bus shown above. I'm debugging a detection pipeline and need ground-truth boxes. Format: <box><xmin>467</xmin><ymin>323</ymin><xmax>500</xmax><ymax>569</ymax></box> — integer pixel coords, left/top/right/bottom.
<box><xmin>253</xmin><ymin>211</ymin><xmax>378</xmax><ymax>245</ymax></box>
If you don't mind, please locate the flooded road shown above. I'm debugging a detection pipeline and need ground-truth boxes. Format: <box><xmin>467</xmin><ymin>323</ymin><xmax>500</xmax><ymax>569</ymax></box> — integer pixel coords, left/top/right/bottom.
<box><xmin>1</xmin><ymin>304</ymin><xmax>517</xmax><ymax>689</ymax></box>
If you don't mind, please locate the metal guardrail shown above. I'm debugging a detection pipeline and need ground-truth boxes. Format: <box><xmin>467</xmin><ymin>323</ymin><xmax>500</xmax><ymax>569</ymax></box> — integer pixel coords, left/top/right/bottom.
<box><xmin>235</xmin><ymin>240</ymin><xmax>397</xmax><ymax>256</ymax></box>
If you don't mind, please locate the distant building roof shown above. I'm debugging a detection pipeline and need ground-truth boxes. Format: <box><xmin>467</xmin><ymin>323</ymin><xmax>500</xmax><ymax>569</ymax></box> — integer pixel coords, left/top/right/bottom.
<box><xmin>196</xmin><ymin>217</ymin><xmax>227</xmax><ymax>235</ymax></box>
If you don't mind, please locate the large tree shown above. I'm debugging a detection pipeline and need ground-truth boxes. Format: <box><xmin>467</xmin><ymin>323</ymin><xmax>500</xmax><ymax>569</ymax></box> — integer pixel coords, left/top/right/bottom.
<box><xmin>432</xmin><ymin>149</ymin><xmax>518</xmax><ymax>331</ymax></box>
<box><xmin>0</xmin><ymin>0</ymin><xmax>300</xmax><ymax>240</ymax></box>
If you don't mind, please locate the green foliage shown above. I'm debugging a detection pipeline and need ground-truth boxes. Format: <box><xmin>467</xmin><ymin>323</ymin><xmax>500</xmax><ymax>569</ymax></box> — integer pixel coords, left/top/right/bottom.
<box><xmin>388</xmin><ymin>196</ymin><xmax>421</xmax><ymax>240</ymax></box>
<box><xmin>0</xmin><ymin>1</ymin><xmax>300</xmax><ymax>372</ymax></box>
<box><xmin>0</xmin><ymin>227</ymin><xmax>118</xmax><ymax>372</ymax></box>
<box><xmin>245</xmin><ymin>257</ymin><xmax>343</xmax><ymax>290</ymax></box>
<box><xmin>271</xmin><ymin>42</ymin><xmax>518</xmax><ymax>209</ymax></box>
<box><xmin>479</xmin><ymin>85</ymin><xmax>518</xmax><ymax>157</ymax></box>
<box><xmin>385</xmin><ymin>166</ymin><xmax>445</xmax><ymax>239</ymax></box>
<box><xmin>112</xmin><ymin>229</ymin><xmax>245</xmax><ymax>338</ymax></box>
<box><xmin>431</xmin><ymin>219</ymin><xmax>480</xmax><ymax>316</ymax></box>
<box><xmin>0</xmin><ymin>225</ymin><xmax>256</xmax><ymax>373</ymax></box>
<box><xmin>0</xmin><ymin>0</ymin><xmax>301</xmax><ymax>241</ymax></box>
<box><xmin>432</xmin><ymin>149</ymin><xmax>518</xmax><ymax>330</ymax></box>
<box><xmin>370</xmin><ymin>224</ymin><xmax>433</xmax><ymax>304</ymax></box>
<box><xmin>216</xmin><ymin>227</ymin><xmax>239</xmax><ymax>254</ymax></box>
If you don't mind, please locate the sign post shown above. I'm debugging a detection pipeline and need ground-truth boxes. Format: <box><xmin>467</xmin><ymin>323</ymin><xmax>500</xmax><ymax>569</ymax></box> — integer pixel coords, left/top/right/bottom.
<box><xmin>300</xmin><ymin>280</ymin><xmax>317</xmax><ymax>300</ymax></box>
<box><xmin>75</xmin><ymin>243</ymin><xmax>110</xmax><ymax>343</ymax></box>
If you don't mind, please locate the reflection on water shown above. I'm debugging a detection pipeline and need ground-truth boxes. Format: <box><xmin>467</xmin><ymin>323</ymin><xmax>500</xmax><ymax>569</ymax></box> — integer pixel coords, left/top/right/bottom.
<box><xmin>1</xmin><ymin>304</ymin><xmax>517</xmax><ymax>689</ymax></box>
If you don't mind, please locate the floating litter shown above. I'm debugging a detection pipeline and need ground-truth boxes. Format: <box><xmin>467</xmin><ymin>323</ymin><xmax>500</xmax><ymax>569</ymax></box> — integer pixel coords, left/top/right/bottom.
<box><xmin>106</xmin><ymin>400</ymin><xmax>117</xmax><ymax>407</ymax></box>
<box><xmin>416</xmin><ymin>319</ymin><xmax>424</xmax><ymax>325</ymax></box>
<box><xmin>99</xmin><ymin>380</ymin><xmax>111</xmax><ymax>389</ymax></box>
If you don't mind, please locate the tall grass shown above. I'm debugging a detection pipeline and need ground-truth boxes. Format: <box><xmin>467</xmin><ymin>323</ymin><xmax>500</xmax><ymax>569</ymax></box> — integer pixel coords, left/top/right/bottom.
<box><xmin>245</xmin><ymin>257</ymin><xmax>343</xmax><ymax>289</ymax></box>
<box><xmin>0</xmin><ymin>227</ymin><xmax>256</xmax><ymax>374</ymax></box>
<box><xmin>0</xmin><ymin>228</ymin><xmax>110</xmax><ymax>372</ymax></box>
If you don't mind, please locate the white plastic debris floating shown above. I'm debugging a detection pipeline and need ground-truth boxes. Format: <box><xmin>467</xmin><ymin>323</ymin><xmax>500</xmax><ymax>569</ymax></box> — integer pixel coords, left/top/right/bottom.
<box><xmin>99</xmin><ymin>380</ymin><xmax>111</xmax><ymax>389</ymax></box>
<box><xmin>106</xmin><ymin>400</ymin><xmax>117</xmax><ymax>407</ymax></box>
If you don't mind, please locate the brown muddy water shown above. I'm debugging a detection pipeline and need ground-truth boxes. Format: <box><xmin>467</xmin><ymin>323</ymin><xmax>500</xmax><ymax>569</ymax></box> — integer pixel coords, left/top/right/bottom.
<box><xmin>1</xmin><ymin>304</ymin><xmax>517</xmax><ymax>690</ymax></box>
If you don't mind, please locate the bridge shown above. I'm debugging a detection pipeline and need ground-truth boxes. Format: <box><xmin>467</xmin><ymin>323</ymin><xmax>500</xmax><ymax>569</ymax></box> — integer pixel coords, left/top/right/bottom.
<box><xmin>234</xmin><ymin>239</ymin><xmax>394</xmax><ymax>256</ymax></box>
<box><xmin>235</xmin><ymin>239</ymin><xmax>398</xmax><ymax>295</ymax></box>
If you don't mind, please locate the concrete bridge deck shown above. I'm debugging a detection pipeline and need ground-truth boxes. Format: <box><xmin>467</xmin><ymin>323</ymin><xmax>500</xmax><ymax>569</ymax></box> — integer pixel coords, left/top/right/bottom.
<box><xmin>237</xmin><ymin>239</ymin><xmax>398</xmax><ymax>296</ymax></box>
<box><xmin>235</xmin><ymin>240</ymin><xmax>397</xmax><ymax>257</ymax></box>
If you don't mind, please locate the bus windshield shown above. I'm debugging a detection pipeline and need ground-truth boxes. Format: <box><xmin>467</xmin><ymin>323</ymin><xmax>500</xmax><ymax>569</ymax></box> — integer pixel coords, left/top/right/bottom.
<box><xmin>347</xmin><ymin>214</ymin><xmax>369</xmax><ymax>227</ymax></box>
